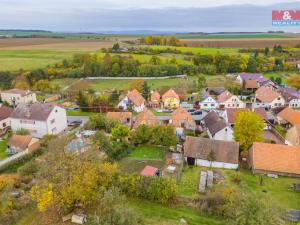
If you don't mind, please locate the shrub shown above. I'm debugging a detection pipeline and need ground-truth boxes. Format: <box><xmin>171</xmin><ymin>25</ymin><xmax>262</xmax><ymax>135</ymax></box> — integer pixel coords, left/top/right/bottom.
<box><xmin>18</xmin><ymin>160</ymin><xmax>39</xmax><ymax>176</ymax></box>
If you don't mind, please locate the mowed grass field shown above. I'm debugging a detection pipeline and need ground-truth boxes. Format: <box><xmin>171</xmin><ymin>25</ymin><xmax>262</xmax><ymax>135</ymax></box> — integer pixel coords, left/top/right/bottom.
<box><xmin>176</xmin><ymin>33</ymin><xmax>292</xmax><ymax>39</ymax></box>
<box><xmin>89</xmin><ymin>77</ymin><xmax>197</xmax><ymax>92</ymax></box>
<box><xmin>149</xmin><ymin>45</ymin><xmax>240</xmax><ymax>54</ymax></box>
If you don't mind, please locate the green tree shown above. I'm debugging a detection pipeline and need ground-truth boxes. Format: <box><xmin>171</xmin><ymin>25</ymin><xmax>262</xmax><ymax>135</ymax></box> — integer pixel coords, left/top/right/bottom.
<box><xmin>150</xmin><ymin>125</ymin><xmax>177</xmax><ymax>147</ymax></box>
<box><xmin>224</xmin><ymin>192</ymin><xmax>284</xmax><ymax>225</ymax></box>
<box><xmin>112</xmin><ymin>63</ymin><xmax>121</xmax><ymax>76</ymax></box>
<box><xmin>233</xmin><ymin>111</ymin><xmax>264</xmax><ymax>150</ymax></box>
<box><xmin>111</xmin><ymin>124</ymin><xmax>130</xmax><ymax>141</ymax></box>
<box><xmin>131</xmin><ymin>125</ymin><xmax>152</xmax><ymax>145</ymax></box>
<box><xmin>112</xmin><ymin>43</ymin><xmax>120</xmax><ymax>51</ymax></box>
<box><xmin>141</xmin><ymin>81</ymin><xmax>150</xmax><ymax>100</ymax></box>
<box><xmin>197</xmin><ymin>75</ymin><xmax>207</xmax><ymax>90</ymax></box>
<box><xmin>92</xmin><ymin>131</ymin><xmax>110</xmax><ymax>151</ymax></box>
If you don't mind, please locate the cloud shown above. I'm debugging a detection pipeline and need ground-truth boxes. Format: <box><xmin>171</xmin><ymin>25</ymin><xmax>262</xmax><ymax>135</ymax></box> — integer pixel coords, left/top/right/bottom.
<box><xmin>0</xmin><ymin>1</ymin><xmax>299</xmax><ymax>32</ymax></box>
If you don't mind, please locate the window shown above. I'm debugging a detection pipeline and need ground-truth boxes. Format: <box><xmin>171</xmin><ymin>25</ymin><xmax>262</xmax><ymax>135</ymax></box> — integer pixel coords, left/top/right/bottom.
<box><xmin>2</xmin><ymin>122</ymin><xmax>6</xmax><ymax>127</ymax></box>
<box><xmin>211</xmin><ymin>104</ymin><xmax>215</xmax><ymax>107</ymax></box>
<box><xmin>50</xmin><ymin>118</ymin><xmax>55</xmax><ymax>124</ymax></box>
<box><xmin>204</xmin><ymin>104</ymin><xmax>207</xmax><ymax>106</ymax></box>
<box><xmin>236</xmin><ymin>104</ymin><xmax>239</xmax><ymax>107</ymax></box>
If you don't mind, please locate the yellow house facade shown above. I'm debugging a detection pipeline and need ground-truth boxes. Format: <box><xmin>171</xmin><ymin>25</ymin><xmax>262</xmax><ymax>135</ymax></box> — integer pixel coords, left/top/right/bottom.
<box><xmin>162</xmin><ymin>89</ymin><xmax>180</xmax><ymax>109</ymax></box>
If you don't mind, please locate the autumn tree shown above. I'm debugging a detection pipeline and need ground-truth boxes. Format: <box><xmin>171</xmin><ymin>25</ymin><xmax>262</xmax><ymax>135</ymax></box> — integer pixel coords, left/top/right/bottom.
<box><xmin>111</xmin><ymin>124</ymin><xmax>130</xmax><ymax>141</ymax></box>
<box><xmin>233</xmin><ymin>111</ymin><xmax>264</xmax><ymax>150</ymax></box>
<box><xmin>286</xmin><ymin>75</ymin><xmax>300</xmax><ymax>89</ymax></box>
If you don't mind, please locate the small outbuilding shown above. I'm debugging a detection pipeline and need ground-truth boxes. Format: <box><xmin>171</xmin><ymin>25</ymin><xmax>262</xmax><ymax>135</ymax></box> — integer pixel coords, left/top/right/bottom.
<box><xmin>140</xmin><ymin>166</ymin><xmax>160</xmax><ymax>177</ymax></box>
<box><xmin>183</xmin><ymin>136</ymin><xmax>239</xmax><ymax>169</ymax></box>
<box><xmin>7</xmin><ymin>134</ymin><xmax>40</xmax><ymax>156</ymax></box>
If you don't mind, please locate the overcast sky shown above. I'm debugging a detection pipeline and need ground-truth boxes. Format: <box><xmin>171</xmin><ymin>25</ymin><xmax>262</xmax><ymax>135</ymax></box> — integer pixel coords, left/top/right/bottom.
<box><xmin>0</xmin><ymin>0</ymin><xmax>297</xmax><ymax>9</ymax></box>
<box><xmin>0</xmin><ymin>0</ymin><xmax>299</xmax><ymax>32</ymax></box>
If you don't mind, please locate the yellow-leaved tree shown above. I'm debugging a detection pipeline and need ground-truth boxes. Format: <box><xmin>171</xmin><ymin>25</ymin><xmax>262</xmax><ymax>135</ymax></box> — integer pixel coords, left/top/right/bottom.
<box><xmin>233</xmin><ymin>111</ymin><xmax>264</xmax><ymax>151</ymax></box>
<box><xmin>30</xmin><ymin>180</ymin><xmax>54</xmax><ymax>212</ymax></box>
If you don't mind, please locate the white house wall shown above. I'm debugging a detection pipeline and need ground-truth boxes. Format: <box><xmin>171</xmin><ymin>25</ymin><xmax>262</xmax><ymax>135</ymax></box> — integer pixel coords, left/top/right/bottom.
<box><xmin>185</xmin><ymin>157</ymin><xmax>238</xmax><ymax>170</ymax></box>
<box><xmin>200</xmin><ymin>97</ymin><xmax>218</xmax><ymax>110</ymax></box>
<box><xmin>289</xmin><ymin>99</ymin><xmax>300</xmax><ymax>108</ymax></box>
<box><xmin>0</xmin><ymin>117</ymin><xmax>10</xmax><ymax>130</ymax></box>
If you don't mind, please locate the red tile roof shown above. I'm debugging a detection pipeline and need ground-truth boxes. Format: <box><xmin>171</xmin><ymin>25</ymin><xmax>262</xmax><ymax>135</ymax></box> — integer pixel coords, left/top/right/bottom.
<box><xmin>8</xmin><ymin>134</ymin><xmax>33</xmax><ymax>152</ymax></box>
<box><xmin>150</xmin><ymin>91</ymin><xmax>161</xmax><ymax>104</ymax></box>
<box><xmin>107</xmin><ymin>112</ymin><xmax>132</xmax><ymax>123</ymax></box>
<box><xmin>133</xmin><ymin>108</ymin><xmax>157</xmax><ymax>129</ymax></box>
<box><xmin>162</xmin><ymin>89</ymin><xmax>180</xmax><ymax>101</ymax></box>
<box><xmin>255</xmin><ymin>86</ymin><xmax>281</xmax><ymax>103</ymax></box>
<box><xmin>244</xmin><ymin>80</ymin><xmax>259</xmax><ymax>89</ymax></box>
<box><xmin>140</xmin><ymin>166</ymin><xmax>159</xmax><ymax>176</ymax></box>
<box><xmin>127</xmin><ymin>89</ymin><xmax>145</xmax><ymax>107</ymax></box>
<box><xmin>217</xmin><ymin>90</ymin><xmax>233</xmax><ymax>103</ymax></box>
<box><xmin>249</xmin><ymin>142</ymin><xmax>300</xmax><ymax>176</ymax></box>
<box><xmin>277</xmin><ymin>107</ymin><xmax>300</xmax><ymax>126</ymax></box>
<box><xmin>0</xmin><ymin>105</ymin><xmax>13</xmax><ymax>121</ymax></box>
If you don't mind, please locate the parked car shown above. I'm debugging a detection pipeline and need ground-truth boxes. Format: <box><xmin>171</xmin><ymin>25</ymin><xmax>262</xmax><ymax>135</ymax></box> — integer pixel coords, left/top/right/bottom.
<box><xmin>68</xmin><ymin>119</ymin><xmax>82</xmax><ymax>126</ymax></box>
<box><xmin>188</xmin><ymin>109</ymin><xmax>196</xmax><ymax>113</ymax></box>
<box><xmin>163</xmin><ymin>109</ymin><xmax>173</xmax><ymax>113</ymax></box>
<box><xmin>192</xmin><ymin>110</ymin><xmax>202</xmax><ymax>115</ymax></box>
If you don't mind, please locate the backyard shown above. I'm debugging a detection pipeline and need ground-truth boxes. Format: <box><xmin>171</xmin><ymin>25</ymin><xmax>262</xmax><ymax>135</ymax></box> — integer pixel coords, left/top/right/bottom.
<box><xmin>178</xmin><ymin>166</ymin><xmax>300</xmax><ymax>210</ymax></box>
<box><xmin>119</xmin><ymin>145</ymin><xmax>166</xmax><ymax>174</ymax></box>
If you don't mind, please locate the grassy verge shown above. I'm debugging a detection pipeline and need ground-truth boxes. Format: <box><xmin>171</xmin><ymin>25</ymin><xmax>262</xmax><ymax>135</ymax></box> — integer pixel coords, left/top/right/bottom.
<box><xmin>66</xmin><ymin>110</ymin><xmax>98</xmax><ymax>116</ymax></box>
<box><xmin>129</xmin><ymin>199</ymin><xmax>225</xmax><ymax>225</ymax></box>
<box><xmin>178</xmin><ymin>166</ymin><xmax>200</xmax><ymax>196</ymax></box>
<box><xmin>0</xmin><ymin>139</ymin><xmax>8</xmax><ymax>160</ymax></box>
<box><xmin>275</xmin><ymin>125</ymin><xmax>287</xmax><ymax>138</ymax></box>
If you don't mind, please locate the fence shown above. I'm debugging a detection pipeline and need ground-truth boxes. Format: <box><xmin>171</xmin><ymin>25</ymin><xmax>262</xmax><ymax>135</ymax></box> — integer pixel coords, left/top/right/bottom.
<box><xmin>0</xmin><ymin>151</ymin><xmax>29</xmax><ymax>171</ymax></box>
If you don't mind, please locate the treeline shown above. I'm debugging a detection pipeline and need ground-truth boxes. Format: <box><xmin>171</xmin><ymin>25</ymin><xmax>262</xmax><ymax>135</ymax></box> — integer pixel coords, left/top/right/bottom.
<box><xmin>192</xmin><ymin>53</ymin><xmax>296</xmax><ymax>75</ymax></box>
<box><xmin>138</xmin><ymin>36</ymin><xmax>181</xmax><ymax>46</ymax></box>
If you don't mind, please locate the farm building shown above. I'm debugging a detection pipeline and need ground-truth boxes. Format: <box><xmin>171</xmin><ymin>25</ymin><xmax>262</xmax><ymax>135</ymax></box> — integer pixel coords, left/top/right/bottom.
<box><xmin>171</xmin><ymin>107</ymin><xmax>196</xmax><ymax>131</ymax></box>
<box><xmin>133</xmin><ymin>108</ymin><xmax>157</xmax><ymax>129</ymax></box>
<box><xmin>183</xmin><ymin>136</ymin><xmax>239</xmax><ymax>169</ymax></box>
<box><xmin>148</xmin><ymin>91</ymin><xmax>161</xmax><ymax>108</ymax></box>
<box><xmin>277</xmin><ymin>107</ymin><xmax>300</xmax><ymax>128</ymax></box>
<box><xmin>248</xmin><ymin>142</ymin><xmax>300</xmax><ymax>177</ymax></box>
<box><xmin>162</xmin><ymin>89</ymin><xmax>180</xmax><ymax>109</ymax></box>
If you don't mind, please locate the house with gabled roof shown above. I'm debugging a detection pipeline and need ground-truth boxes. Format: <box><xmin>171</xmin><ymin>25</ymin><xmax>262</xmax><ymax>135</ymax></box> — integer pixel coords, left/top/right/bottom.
<box><xmin>133</xmin><ymin>108</ymin><xmax>157</xmax><ymax>129</ymax></box>
<box><xmin>107</xmin><ymin>112</ymin><xmax>133</xmax><ymax>128</ymax></box>
<box><xmin>217</xmin><ymin>90</ymin><xmax>245</xmax><ymax>109</ymax></box>
<box><xmin>203</xmin><ymin>111</ymin><xmax>233</xmax><ymax>141</ymax></box>
<box><xmin>0</xmin><ymin>88</ymin><xmax>37</xmax><ymax>106</ymax></box>
<box><xmin>277</xmin><ymin>107</ymin><xmax>300</xmax><ymax>128</ymax></box>
<box><xmin>248</xmin><ymin>142</ymin><xmax>300</xmax><ymax>177</ymax></box>
<box><xmin>0</xmin><ymin>104</ymin><xmax>13</xmax><ymax>131</ymax></box>
<box><xmin>254</xmin><ymin>86</ymin><xmax>285</xmax><ymax>109</ymax></box>
<box><xmin>148</xmin><ymin>91</ymin><xmax>161</xmax><ymax>108</ymax></box>
<box><xmin>236</xmin><ymin>73</ymin><xmax>264</xmax><ymax>85</ymax></box>
<box><xmin>286</xmin><ymin>124</ymin><xmax>300</xmax><ymax>146</ymax></box>
<box><xmin>200</xmin><ymin>91</ymin><xmax>218</xmax><ymax>110</ymax></box>
<box><xmin>184</xmin><ymin>136</ymin><xmax>239</xmax><ymax>169</ymax></box>
<box><xmin>171</xmin><ymin>107</ymin><xmax>196</xmax><ymax>131</ymax></box>
<box><xmin>162</xmin><ymin>89</ymin><xmax>180</xmax><ymax>109</ymax></box>
<box><xmin>279</xmin><ymin>87</ymin><xmax>300</xmax><ymax>108</ymax></box>
<box><xmin>10</xmin><ymin>103</ymin><xmax>67</xmax><ymax>138</ymax></box>
<box><xmin>118</xmin><ymin>89</ymin><xmax>145</xmax><ymax>112</ymax></box>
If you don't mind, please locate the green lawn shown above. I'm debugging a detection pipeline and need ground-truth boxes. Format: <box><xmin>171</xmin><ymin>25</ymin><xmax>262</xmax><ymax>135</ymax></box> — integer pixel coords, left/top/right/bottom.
<box><xmin>224</xmin><ymin>169</ymin><xmax>300</xmax><ymax>210</ymax></box>
<box><xmin>66</xmin><ymin>110</ymin><xmax>98</xmax><ymax>116</ymax></box>
<box><xmin>90</xmin><ymin>76</ymin><xmax>197</xmax><ymax>92</ymax></box>
<box><xmin>178</xmin><ymin>166</ymin><xmax>300</xmax><ymax>209</ymax></box>
<box><xmin>0</xmin><ymin>49</ymin><xmax>81</xmax><ymax>71</ymax></box>
<box><xmin>119</xmin><ymin>157</ymin><xmax>165</xmax><ymax>174</ymax></box>
<box><xmin>129</xmin><ymin>145</ymin><xmax>166</xmax><ymax>160</ymax></box>
<box><xmin>129</xmin><ymin>199</ymin><xmax>225</xmax><ymax>225</ymax></box>
<box><xmin>0</xmin><ymin>139</ymin><xmax>8</xmax><ymax>160</ymax></box>
<box><xmin>178</xmin><ymin>166</ymin><xmax>200</xmax><ymax>196</ymax></box>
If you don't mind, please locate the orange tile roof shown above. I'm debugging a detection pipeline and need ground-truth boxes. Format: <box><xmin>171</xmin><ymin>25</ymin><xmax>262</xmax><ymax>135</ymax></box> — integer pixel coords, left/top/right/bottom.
<box><xmin>133</xmin><ymin>108</ymin><xmax>157</xmax><ymax>129</ymax></box>
<box><xmin>255</xmin><ymin>86</ymin><xmax>281</xmax><ymax>103</ymax></box>
<box><xmin>162</xmin><ymin>89</ymin><xmax>179</xmax><ymax>101</ymax></box>
<box><xmin>217</xmin><ymin>90</ymin><xmax>233</xmax><ymax>103</ymax></box>
<box><xmin>171</xmin><ymin>107</ymin><xmax>196</xmax><ymax>128</ymax></box>
<box><xmin>277</xmin><ymin>107</ymin><xmax>300</xmax><ymax>125</ymax></box>
<box><xmin>250</xmin><ymin>142</ymin><xmax>300</xmax><ymax>175</ymax></box>
<box><xmin>150</xmin><ymin>91</ymin><xmax>161</xmax><ymax>104</ymax></box>
<box><xmin>244</xmin><ymin>80</ymin><xmax>259</xmax><ymax>89</ymax></box>
<box><xmin>107</xmin><ymin>112</ymin><xmax>132</xmax><ymax>122</ymax></box>
<box><xmin>127</xmin><ymin>89</ymin><xmax>145</xmax><ymax>106</ymax></box>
